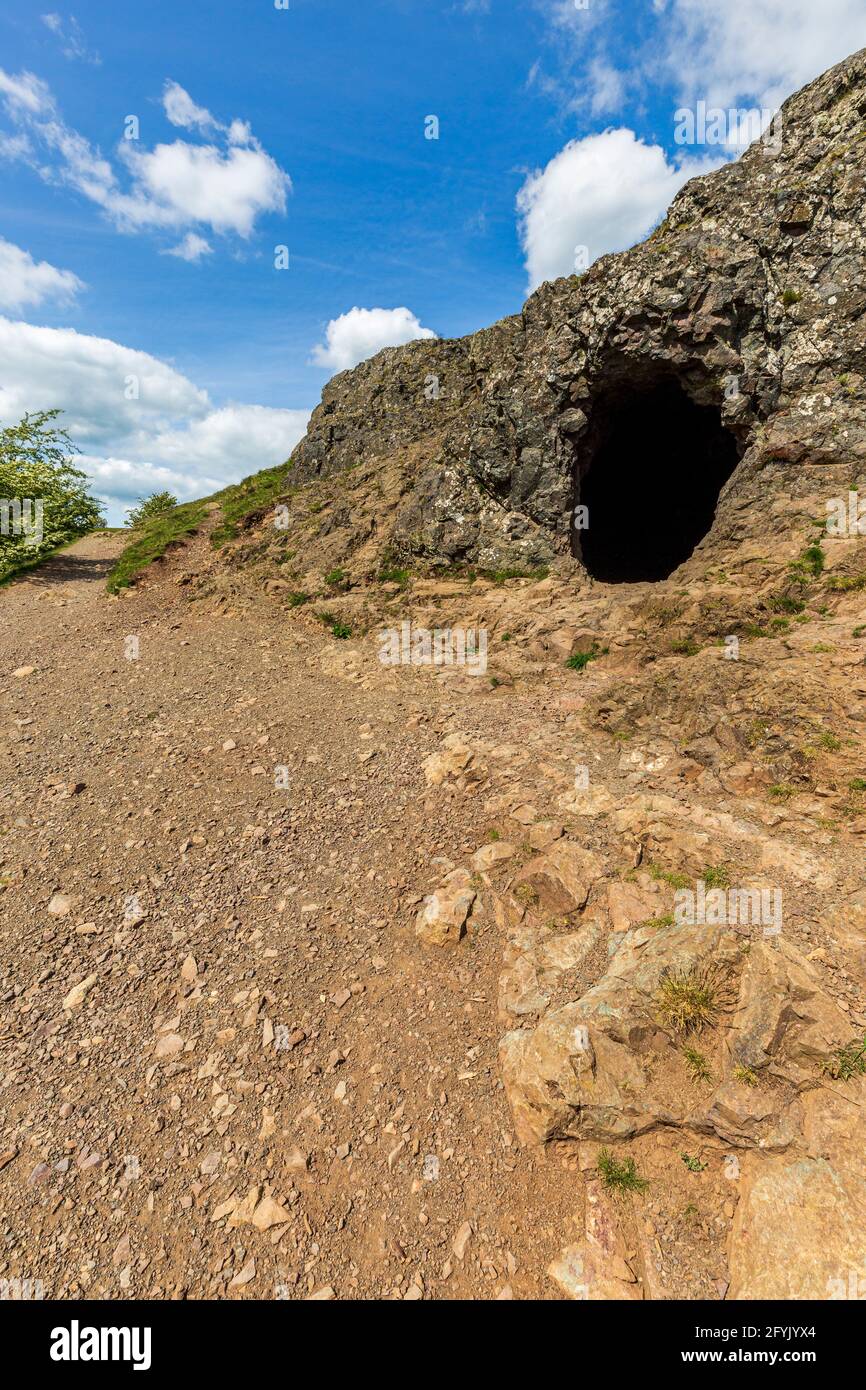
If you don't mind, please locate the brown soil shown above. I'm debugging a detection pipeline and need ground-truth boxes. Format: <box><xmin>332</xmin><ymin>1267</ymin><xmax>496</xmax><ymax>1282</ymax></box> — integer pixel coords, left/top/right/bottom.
<box><xmin>0</xmin><ymin>532</ymin><xmax>579</xmax><ymax>1300</ymax></box>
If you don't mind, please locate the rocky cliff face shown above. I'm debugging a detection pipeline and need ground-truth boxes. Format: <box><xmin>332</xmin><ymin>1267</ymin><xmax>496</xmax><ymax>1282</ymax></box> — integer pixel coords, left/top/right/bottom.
<box><xmin>290</xmin><ymin>46</ymin><xmax>866</xmax><ymax>579</ymax></box>
<box><xmin>189</xmin><ymin>51</ymin><xmax>866</xmax><ymax>1301</ymax></box>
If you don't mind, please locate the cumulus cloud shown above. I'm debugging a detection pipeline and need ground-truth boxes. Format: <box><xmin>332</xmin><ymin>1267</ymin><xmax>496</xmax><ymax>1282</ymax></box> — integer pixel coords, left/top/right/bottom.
<box><xmin>118</xmin><ymin>138</ymin><xmax>288</xmax><ymax>237</ymax></box>
<box><xmin>0</xmin><ymin>237</ymin><xmax>83</xmax><ymax>311</ymax></box>
<box><xmin>0</xmin><ymin>69</ymin><xmax>290</xmax><ymax>250</ymax></box>
<box><xmin>517</xmin><ymin>128</ymin><xmax>720</xmax><ymax>292</ymax></box>
<box><xmin>311</xmin><ymin>307</ymin><xmax>437</xmax><ymax>373</ymax></box>
<box><xmin>521</xmin><ymin>0</ymin><xmax>865</xmax><ymax>292</ymax></box>
<box><xmin>0</xmin><ymin>316</ymin><xmax>309</xmax><ymax>521</ymax></box>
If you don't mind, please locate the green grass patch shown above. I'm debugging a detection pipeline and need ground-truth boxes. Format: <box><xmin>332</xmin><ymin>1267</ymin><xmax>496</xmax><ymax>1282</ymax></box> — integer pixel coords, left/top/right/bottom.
<box><xmin>324</xmin><ymin>566</ymin><xmax>349</xmax><ymax>591</ymax></box>
<box><xmin>767</xmin><ymin>594</ymin><xmax>805</xmax><ymax>614</ymax></box>
<box><xmin>824</xmin><ymin>1035</ymin><xmax>866</xmax><ymax>1082</ymax></box>
<box><xmin>597</xmin><ymin>1148</ymin><xmax>649</xmax><ymax>1194</ymax></box>
<box><xmin>701</xmin><ymin>865</ymin><xmax>730</xmax><ymax>889</ymax></box>
<box><xmin>768</xmin><ymin>783</ymin><xmax>796</xmax><ymax>802</ymax></box>
<box><xmin>106</xmin><ymin>499</ymin><xmax>210</xmax><ymax>593</ymax></box>
<box><xmin>643</xmin><ymin>913</ymin><xmax>675</xmax><ymax>930</ymax></box>
<box><xmin>315</xmin><ymin>610</ymin><xmax>352</xmax><ymax>639</ymax></box>
<box><xmin>566</xmin><ymin>643</ymin><xmax>607</xmax><ymax>671</ymax></box>
<box><xmin>478</xmin><ymin>565</ymin><xmax>549</xmax><ymax>584</ymax></box>
<box><xmin>683</xmin><ymin>1045</ymin><xmax>712</xmax><ymax>1083</ymax></box>
<box><xmin>681</xmin><ymin>1152</ymin><xmax>707</xmax><ymax>1173</ymax></box>
<box><xmin>796</xmin><ymin>543</ymin><xmax>825</xmax><ymax>578</ymax></box>
<box><xmin>827</xmin><ymin>573</ymin><xmax>866</xmax><ymax>592</ymax></box>
<box><xmin>378</xmin><ymin>566</ymin><xmax>410</xmax><ymax>589</ymax></box>
<box><xmin>649</xmin><ymin>863</ymin><xmax>691</xmax><ymax>890</ymax></box>
<box><xmin>209</xmin><ymin>464</ymin><xmax>291</xmax><ymax>548</ymax></box>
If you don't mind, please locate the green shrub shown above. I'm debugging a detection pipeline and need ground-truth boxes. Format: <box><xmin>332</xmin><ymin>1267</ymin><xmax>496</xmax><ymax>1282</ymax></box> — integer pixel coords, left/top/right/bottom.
<box><xmin>0</xmin><ymin>411</ymin><xmax>105</xmax><ymax>583</ymax></box>
<box><xmin>125</xmin><ymin>491</ymin><xmax>178</xmax><ymax>528</ymax></box>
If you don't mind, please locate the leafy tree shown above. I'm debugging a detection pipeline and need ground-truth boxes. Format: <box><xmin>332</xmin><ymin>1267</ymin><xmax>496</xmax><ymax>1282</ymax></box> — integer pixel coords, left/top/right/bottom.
<box><xmin>0</xmin><ymin>411</ymin><xmax>105</xmax><ymax>582</ymax></box>
<box><xmin>124</xmin><ymin>490</ymin><xmax>179</xmax><ymax>528</ymax></box>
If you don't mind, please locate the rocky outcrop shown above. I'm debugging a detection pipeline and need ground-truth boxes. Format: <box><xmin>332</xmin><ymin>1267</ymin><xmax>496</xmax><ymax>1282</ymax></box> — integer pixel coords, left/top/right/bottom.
<box><xmin>284</xmin><ymin>48</ymin><xmax>866</xmax><ymax>577</ymax></box>
<box><xmin>728</xmin><ymin>1088</ymin><xmax>866</xmax><ymax>1299</ymax></box>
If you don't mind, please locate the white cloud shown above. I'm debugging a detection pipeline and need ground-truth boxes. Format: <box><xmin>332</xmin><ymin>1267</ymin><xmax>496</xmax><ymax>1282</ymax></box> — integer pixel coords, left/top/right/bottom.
<box><xmin>164</xmin><ymin>232</ymin><xmax>212</xmax><ymax>262</ymax></box>
<box><xmin>0</xmin><ymin>68</ymin><xmax>290</xmax><ymax>249</ymax></box>
<box><xmin>119</xmin><ymin>139</ymin><xmax>289</xmax><ymax>237</ymax></box>
<box><xmin>661</xmin><ymin>0</ymin><xmax>866</xmax><ymax>112</ymax></box>
<box><xmin>0</xmin><ymin>316</ymin><xmax>309</xmax><ymax>520</ymax></box>
<box><xmin>311</xmin><ymin>307</ymin><xmax>437</xmax><ymax>373</ymax></box>
<box><xmin>162</xmin><ymin>80</ymin><xmax>218</xmax><ymax>134</ymax></box>
<box><xmin>517</xmin><ymin>128</ymin><xmax>721</xmax><ymax>292</ymax></box>
<box><xmin>0</xmin><ymin>237</ymin><xmax>83</xmax><ymax>311</ymax></box>
<box><xmin>40</xmin><ymin>13</ymin><xmax>101</xmax><ymax>65</ymax></box>
<box><xmin>0</xmin><ymin>68</ymin><xmax>52</xmax><ymax>115</ymax></box>
<box><xmin>0</xmin><ymin>131</ymin><xmax>32</xmax><ymax>160</ymax></box>
<box><xmin>538</xmin><ymin>0</ymin><xmax>866</xmax><ymax>124</ymax></box>
<box><xmin>587</xmin><ymin>59</ymin><xmax>626</xmax><ymax>116</ymax></box>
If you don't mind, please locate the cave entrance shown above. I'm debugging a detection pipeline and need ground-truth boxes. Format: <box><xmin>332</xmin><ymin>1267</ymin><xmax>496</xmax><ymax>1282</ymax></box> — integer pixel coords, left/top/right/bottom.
<box><xmin>575</xmin><ymin>376</ymin><xmax>740</xmax><ymax>582</ymax></box>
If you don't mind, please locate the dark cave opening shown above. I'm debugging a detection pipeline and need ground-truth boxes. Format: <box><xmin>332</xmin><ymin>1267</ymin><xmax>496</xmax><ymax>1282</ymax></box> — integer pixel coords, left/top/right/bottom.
<box><xmin>575</xmin><ymin>377</ymin><xmax>740</xmax><ymax>583</ymax></box>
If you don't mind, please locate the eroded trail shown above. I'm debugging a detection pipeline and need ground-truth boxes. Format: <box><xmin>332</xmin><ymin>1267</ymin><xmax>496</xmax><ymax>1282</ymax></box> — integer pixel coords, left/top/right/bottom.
<box><xmin>0</xmin><ymin>535</ymin><xmax>574</xmax><ymax>1300</ymax></box>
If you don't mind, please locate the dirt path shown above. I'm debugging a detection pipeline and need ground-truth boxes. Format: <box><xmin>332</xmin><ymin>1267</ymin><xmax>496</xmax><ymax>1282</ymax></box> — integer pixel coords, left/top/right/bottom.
<box><xmin>0</xmin><ymin>533</ymin><xmax>576</xmax><ymax>1300</ymax></box>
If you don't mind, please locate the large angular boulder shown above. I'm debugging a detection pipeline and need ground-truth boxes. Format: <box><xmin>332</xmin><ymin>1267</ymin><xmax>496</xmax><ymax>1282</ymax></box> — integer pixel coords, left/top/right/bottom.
<box><xmin>500</xmin><ymin>922</ymin><xmax>852</xmax><ymax>1148</ymax></box>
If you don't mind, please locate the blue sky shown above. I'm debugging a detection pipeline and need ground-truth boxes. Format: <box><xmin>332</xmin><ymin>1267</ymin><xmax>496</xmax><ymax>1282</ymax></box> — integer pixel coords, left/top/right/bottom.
<box><xmin>0</xmin><ymin>0</ymin><xmax>862</xmax><ymax>521</ymax></box>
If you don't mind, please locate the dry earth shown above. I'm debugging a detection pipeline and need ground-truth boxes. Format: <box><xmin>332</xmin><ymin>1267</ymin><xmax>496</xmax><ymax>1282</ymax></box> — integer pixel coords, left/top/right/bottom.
<box><xmin>0</xmin><ymin>531</ymin><xmax>584</xmax><ymax>1301</ymax></box>
<box><xmin>2</xmin><ymin>525</ymin><xmax>866</xmax><ymax>1302</ymax></box>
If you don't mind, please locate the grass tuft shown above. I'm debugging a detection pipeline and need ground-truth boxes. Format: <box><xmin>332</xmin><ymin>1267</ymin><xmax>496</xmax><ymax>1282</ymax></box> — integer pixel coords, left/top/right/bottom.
<box><xmin>701</xmin><ymin>865</ymin><xmax>730</xmax><ymax>889</ymax></box>
<box><xmin>656</xmin><ymin>963</ymin><xmax>729</xmax><ymax>1036</ymax></box>
<box><xmin>315</xmin><ymin>610</ymin><xmax>352</xmax><ymax>639</ymax></box>
<box><xmin>597</xmin><ymin>1148</ymin><xmax>649</xmax><ymax>1193</ymax></box>
<box><xmin>566</xmin><ymin>644</ymin><xmax>606</xmax><ymax>671</ymax></box>
<box><xmin>683</xmin><ymin>1045</ymin><xmax>712</xmax><ymax>1083</ymax></box>
<box><xmin>824</xmin><ymin>1035</ymin><xmax>866</xmax><ymax>1082</ymax></box>
<box><xmin>649</xmin><ymin>863</ymin><xmax>691</xmax><ymax>890</ymax></box>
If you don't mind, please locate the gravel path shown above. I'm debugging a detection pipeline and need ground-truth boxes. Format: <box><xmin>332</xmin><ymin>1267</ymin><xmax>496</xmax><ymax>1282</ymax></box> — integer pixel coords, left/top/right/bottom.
<box><xmin>0</xmin><ymin>533</ymin><xmax>574</xmax><ymax>1300</ymax></box>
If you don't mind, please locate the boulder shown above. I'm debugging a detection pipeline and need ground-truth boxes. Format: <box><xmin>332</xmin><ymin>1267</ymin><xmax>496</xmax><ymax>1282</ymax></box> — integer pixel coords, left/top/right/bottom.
<box><xmin>416</xmin><ymin>868</ymin><xmax>476</xmax><ymax>947</ymax></box>
<box><xmin>513</xmin><ymin>840</ymin><xmax>604</xmax><ymax>916</ymax></box>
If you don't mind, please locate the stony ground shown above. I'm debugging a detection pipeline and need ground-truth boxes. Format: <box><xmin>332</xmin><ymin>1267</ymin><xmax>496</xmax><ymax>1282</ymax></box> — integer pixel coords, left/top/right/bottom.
<box><xmin>0</xmin><ymin>532</ymin><xmax>585</xmax><ymax>1301</ymax></box>
<box><xmin>2</xmin><ymin>526</ymin><xmax>866</xmax><ymax>1301</ymax></box>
